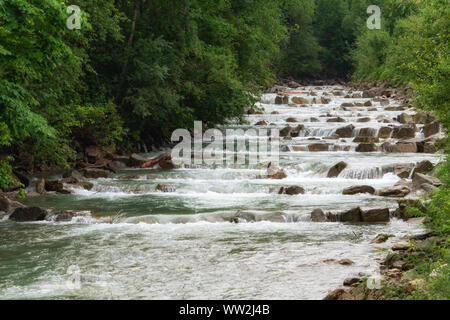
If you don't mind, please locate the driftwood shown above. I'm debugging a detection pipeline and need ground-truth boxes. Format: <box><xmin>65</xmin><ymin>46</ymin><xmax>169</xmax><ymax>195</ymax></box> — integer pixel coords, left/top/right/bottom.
<box><xmin>141</xmin><ymin>153</ymin><xmax>171</xmax><ymax>169</ymax></box>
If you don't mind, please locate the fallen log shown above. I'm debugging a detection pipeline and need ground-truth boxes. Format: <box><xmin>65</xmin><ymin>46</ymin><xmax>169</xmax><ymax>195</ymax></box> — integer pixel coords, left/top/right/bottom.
<box><xmin>141</xmin><ymin>153</ymin><xmax>172</xmax><ymax>169</ymax></box>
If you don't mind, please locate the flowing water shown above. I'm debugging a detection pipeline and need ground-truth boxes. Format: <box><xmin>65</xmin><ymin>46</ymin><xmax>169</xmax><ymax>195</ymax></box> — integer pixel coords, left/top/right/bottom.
<box><xmin>0</xmin><ymin>86</ymin><xmax>443</xmax><ymax>300</ymax></box>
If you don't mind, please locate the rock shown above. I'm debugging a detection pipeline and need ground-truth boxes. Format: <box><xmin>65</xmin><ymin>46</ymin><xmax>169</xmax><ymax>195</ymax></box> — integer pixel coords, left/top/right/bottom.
<box><xmin>292</xmin><ymin>97</ymin><xmax>309</xmax><ymax>104</ymax></box>
<box><xmin>12</xmin><ymin>170</ymin><xmax>30</xmax><ymax>187</ymax></box>
<box><xmin>286</xmin><ymin>117</ymin><xmax>298</xmax><ymax>123</ymax></box>
<box><xmin>257</xmin><ymin>212</ymin><xmax>285</xmax><ymax>223</ymax></box>
<box><xmin>279</xmin><ymin>186</ymin><xmax>305</xmax><ymax>195</ymax></box>
<box><xmin>107</xmin><ymin>160</ymin><xmax>127</xmax><ymax>172</ymax></box>
<box><xmin>321</xmin><ymin>97</ymin><xmax>331</xmax><ymax>104</ymax></box>
<box><xmin>84</xmin><ymin>169</ymin><xmax>110</xmax><ymax>179</ymax></box>
<box><xmin>327</xmin><ymin>117</ymin><xmax>346</xmax><ymax>123</ymax></box>
<box><xmin>353</xmin><ymin>137</ymin><xmax>379</xmax><ymax>143</ymax></box>
<box><xmin>343</xmin><ymin>185</ymin><xmax>375</xmax><ymax>195</ymax></box>
<box><xmin>159</xmin><ymin>159</ymin><xmax>176</xmax><ymax>170</ymax></box>
<box><xmin>392</xmin><ymin>125</ymin><xmax>416</xmax><ymax>139</ymax></box>
<box><xmin>70</xmin><ymin>182</ymin><xmax>94</xmax><ymax>191</ymax></box>
<box><xmin>323</xmin><ymin>289</ymin><xmax>347</xmax><ymax>300</ymax></box>
<box><xmin>356</xmin><ymin>143</ymin><xmax>378</xmax><ymax>152</ymax></box>
<box><xmin>370</xmin><ymin>234</ymin><xmax>394</xmax><ymax>244</ymax></box>
<box><xmin>332</xmin><ymin>91</ymin><xmax>344</xmax><ymax>96</ymax></box>
<box><xmin>45</xmin><ymin>180</ymin><xmax>64</xmax><ymax>192</ymax></box>
<box><xmin>290</xmin><ymin>125</ymin><xmax>305</xmax><ymax>137</ymax></box>
<box><xmin>351</xmin><ymin>93</ymin><xmax>362</xmax><ymax>99</ymax></box>
<box><xmin>327</xmin><ymin>162</ymin><xmax>348</xmax><ymax>178</ymax></box>
<box><xmin>357</xmin><ymin>117</ymin><xmax>371</xmax><ymax>123</ymax></box>
<box><xmin>311</xmin><ymin>209</ymin><xmax>327</xmax><ymax>222</ymax></box>
<box><xmin>344</xmin><ymin>278</ymin><xmax>362</xmax><ymax>287</ymax></box>
<box><xmin>383</xmin><ymin>142</ymin><xmax>417</xmax><ymax>153</ymax></box>
<box><xmin>362</xmin><ymin>90</ymin><xmax>376</xmax><ymax>98</ymax></box>
<box><xmin>378</xmin><ymin>127</ymin><xmax>393</xmax><ymax>139</ymax></box>
<box><xmin>338</xmin><ymin>259</ymin><xmax>355</xmax><ymax>266</ymax></box>
<box><xmin>397</xmin><ymin>113</ymin><xmax>414</xmax><ymax>124</ymax></box>
<box><xmin>339</xmin><ymin>207</ymin><xmax>362</xmax><ymax>222</ymax></box>
<box><xmin>412</xmin><ymin>173</ymin><xmax>442</xmax><ymax>188</ymax></box>
<box><xmin>255</xmin><ymin>120</ymin><xmax>268</xmax><ymax>126</ymax></box>
<box><xmin>268</xmin><ymin>170</ymin><xmax>287</xmax><ymax>180</ymax></box>
<box><xmin>379</xmin><ymin>99</ymin><xmax>389</xmax><ymax>106</ymax></box>
<box><xmin>308</xmin><ymin>143</ymin><xmax>329</xmax><ymax>152</ymax></box>
<box><xmin>394</xmin><ymin>164</ymin><xmax>414</xmax><ymax>179</ymax></box>
<box><xmin>9</xmin><ymin>207</ymin><xmax>48</xmax><ymax>222</ymax></box>
<box><xmin>236</xmin><ymin>211</ymin><xmax>256</xmax><ymax>222</ymax></box>
<box><xmin>423</xmin><ymin>121</ymin><xmax>440</xmax><ymax>138</ymax></box>
<box><xmin>423</xmin><ymin>141</ymin><xmax>437</xmax><ymax>154</ymax></box>
<box><xmin>62</xmin><ymin>170</ymin><xmax>84</xmax><ymax>182</ymax></box>
<box><xmin>341</xmin><ymin>103</ymin><xmax>355</xmax><ymax>108</ymax></box>
<box><xmin>418</xmin><ymin>183</ymin><xmax>436</xmax><ymax>193</ymax></box>
<box><xmin>280</xmin><ymin>126</ymin><xmax>292</xmax><ymax>137</ymax></box>
<box><xmin>415</xmin><ymin>160</ymin><xmax>434</xmax><ymax>174</ymax></box>
<box><xmin>378</xmin><ymin>185</ymin><xmax>411</xmax><ymax>198</ymax></box>
<box><xmin>0</xmin><ymin>194</ymin><xmax>24</xmax><ymax>212</ymax></box>
<box><xmin>36</xmin><ymin>179</ymin><xmax>46</xmax><ymax>194</ymax></box>
<box><xmin>392</xmin><ymin>243</ymin><xmax>409</xmax><ymax>251</ymax></box>
<box><xmin>156</xmin><ymin>184</ymin><xmax>176</xmax><ymax>193</ymax></box>
<box><xmin>361</xmin><ymin>208</ymin><xmax>390</xmax><ymax>223</ymax></box>
<box><xmin>129</xmin><ymin>153</ymin><xmax>149</xmax><ymax>167</ymax></box>
<box><xmin>85</xmin><ymin>146</ymin><xmax>104</xmax><ymax>164</ymax></box>
<box><xmin>335</xmin><ymin>125</ymin><xmax>355</xmax><ymax>138</ymax></box>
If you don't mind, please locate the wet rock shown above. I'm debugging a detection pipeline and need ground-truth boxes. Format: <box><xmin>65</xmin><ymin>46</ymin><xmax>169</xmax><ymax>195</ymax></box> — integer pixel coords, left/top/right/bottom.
<box><xmin>13</xmin><ymin>170</ymin><xmax>30</xmax><ymax>188</ymax></box>
<box><xmin>363</xmin><ymin>100</ymin><xmax>373</xmax><ymax>107</ymax></box>
<box><xmin>356</xmin><ymin>143</ymin><xmax>378</xmax><ymax>152</ymax></box>
<box><xmin>291</xmin><ymin>97</ymin><xmax>308</xmax><ymax>104</ymax></box>
<box><xmin>311</xmin><ymin>209</ymin><xmax>327</xmax><ymax>222</ymax></box>
<box><xmin>339</xmin><ymin>207</ymin><xmax>362</xmax><ymax>222</ymax></box>
<box><xmin>357</xmin><ymin>117</ymin><xmax>371</xmax><ymax>123</ymax></box>
<box><xmin>36</xmin><ymin>178</ymin><xmax>46</xmax><ymax>194</ymax></box>
<box><xmin>255</xmin><ymin>120</ymin><xmax>268</xmax><ymax>126</ymax></box>
<box><xmin>308</xmin><ymin>143</ymin><xmax>329</xmax><ymax>152</ymax></box>
<box><xmin>156</xmin><ymin>184</ymin><xmax>176</xmax><ymax>193</ymax></box>
<box><xmin>9</xmin><ymin>207</ymin><xmax>48</xmax><ymax>222</ymax></box>
<box><xmin>351</xmin><ymin>93</ymin><xmax>362</xmax><ymax>99</ymax></box>
<box><xmin>343</xmin><ymin>185</ymin><xmax>375</xmax><ymax>195</ymax></box>
<box><xmin>362</xmin><ymin>90</ymin><xmax>376</xmax><ymax>98</ymax></box>
<box><xmin>378</xmin><ymin>127</ymin><xmax>393</xmax><ymax>139</ymax></box>
<box><xmin>327</xmin><ymin>161</ymin><xmax>348</xmax><ymax>178</ymax></box>
<box><xmin>323</xmin><ymin>289</ymin><xmax>347</xmax><ymax>300</ymax></box>
<box><xmin>353</xmin><ymin>137</ymin><xmax>379</xmax><ymax>143</ymax></box>
<box><xmin>392</xmin><ymin>125</ymin><xmax>416</xmax><ymax>139</ymax></box>
<box><xmin>370</xmin><ymin>234</ymin><xmax>394</xmax><ymax>244</ymax></box>
<box><xmin>279</xmin><ymin>186</ymin><xmax>305</xmax><ymax>195</ymax></box>
<box><xmin>338</xmin><ymin>259</ymin><xmax>355</xmax><ymax>266</ymax></box>
<box><xmin>412</xmin><ymin>173</ymin><xmax>442</xmax><ymax>189</ymax></box>
<box><xmin>361</xmin><ymin>208</ymin><xmax>390</xmax><ymax>223</ymax></box>
<box><xmin>332</xmin><ymin>91</ymin><xmax>344</xmax><ymax>96</ymax></box>
<box><xmin>129</xmin><ymin>153</ymin><xmax>149</xmax><ymax>167</ymax></box>
<box><xmin>394</xmin><ymin>164</ymin><xmax>414</xmax><ymax>179</ymax></box>
<box><xmin>286</xmin><ymin>117</ymin><xmax>298</xmax><ymax>123</ymax></box>
<box><xmin>418</xmin><ymin>183</ymin><xmax>436</xmax><ymax>193</ymax></box>
<box><xmin>280</xmin><ymin>126</ymin><xmax>292</xmax><ymax>137</ymax></box>
<box><xmin>397</xmin><ymin>113</ymin><xmax>414</xmax><ymax>124</ymax></box>
<box><xmin>357</xmin><ymin>128</ymin><xmax>377</xmax><ymax>137</ymax></box>
<box><xmin>268</xmin><ymin>170</ymin><xmax>287</xmax><ymax>180</ymax></box>
<box><xmin>423</xmin><ymin>121</ymin><xmax>440</xmax><ymax>138</ymax></box>
<box><xmin>257</xmin><ymin>212</ymin><xmax>285</xmax><ymax>223</ymax></box>
<box><xmin>321</xmin><ymin>97</ymin><xmax>331</xmax><ymax>104</ymax></box>
<box><xmin>290</xmin><ymin>125</ymin><xmax>305</xmax><ymax>137</ymax></box>
<box><xmin>415</xmin><ymin>160</ymin><xmax>434</xmax><ymax>174</ymax></box>
<box><xmin>85</xmin><ymin>146</ymin><xmax>104</xmax><ymax>164</ymax></box>
<box><xmin>84</xmin><ymin>169</ymin><xmax>110</xmax><ymax>179</ymax></box>
<box><xmin>327</xmin><ymin>117</ymin><xmax>346</xmax><ymax>123</ymax></box>
<box><xmin>335</xmin><ymin>125</ymin><xmax>355</xmax><ymax>138</ymax></box>
<box><xmin>382</xmin><ymin>142</ymin><xmax>417</xmax><ymax>153</ymax></box>
<box><xmin>341</xmin><ymin>103</ymin><xmax>354</xmax><ymax>108</ymax></box>
<box><xmin>45</xmin><ymin>180</ymin><xmax>64</xmax><ymax>192</ymax></box>
<box><xmin>423</xmin><ymin>141</ymin><xmax>437</xmax><ymax>154</ymax></box>
<box><xmin>344</xmin><ymin>278</ymin><xmax>362</xmax><ymax>287</ymax></box>
<box><xmin>236</xmin><ymin>211</ymin><xmax>256</xmax><ymax>222</ymax></box>
<box><xmin>70</xmin><ymin>182</ymin><xmax>94</xmax><ymax>191</ymax></box>
<box><xmin>379</xmin><ymin>99</ymin><xmax>389</xmax><ymax>106</ymax></box>
<box><xmin>0</xmin><ymin>194</ymin><xmax>24</xmax><ymax>212</ymax></box>
<box><xmin>63</xmin><ymin>170</ymin><xmax>84</xmax><ymax>182</ymax></box>
<box><xmin>378</xmin><ymin>185</ymin><xmax>411</xmax><ymax>198</ymax></box>
<box><xmin>107</xmin><ymin>160</ymin><xmax>127</xmax><ymax>172</ymax></box>
<box><xmin>392</xmin><ymin>243</ymin><xmax>409</xmax><ymax>251</ymax></box>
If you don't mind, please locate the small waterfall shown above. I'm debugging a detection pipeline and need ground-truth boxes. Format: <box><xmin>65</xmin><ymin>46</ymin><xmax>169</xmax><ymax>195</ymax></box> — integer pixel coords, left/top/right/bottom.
<box><xmin>339</xmin><ymin>167</ymin><xmax>384</xmax><ymax>179</ymax></box>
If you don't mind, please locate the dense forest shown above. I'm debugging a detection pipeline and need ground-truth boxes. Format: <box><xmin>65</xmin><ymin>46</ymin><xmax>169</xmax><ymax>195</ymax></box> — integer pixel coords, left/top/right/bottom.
<box><xmin>0</xmin><ymin>0</ymin><xmax>448</xmax><ymax>187</ymax></box>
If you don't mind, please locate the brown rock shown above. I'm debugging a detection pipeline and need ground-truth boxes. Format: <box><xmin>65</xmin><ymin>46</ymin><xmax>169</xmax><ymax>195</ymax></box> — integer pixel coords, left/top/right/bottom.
<box><xmin>335</xmin><ymin>125</ymin><xmax>355</xmax><ymax>138</ymax></box>
<box><xmin>412</xmin><ymin>173</ymin><xmax>442</xmax><ymax>188</ymax></box>
<box><xmin>36</xmin><ymin>179</ymin><xmax>46</xmax><ymax>194</ymax></box>
<box><xmin>339</xmin><ymin>207</ymin><xmax>362</xmax><ymax>222</ymax></box>
<box><xmin>308</xmin><ymin>143</ymin><xmax>329</xmax><ymax>152</ymax></box>
<box><xmin>9</xmin><ymin>207</ymin><xmax>47</xmax><ymax>222</ymax></box>
<box><xmin>311</xmin><ymin>209</ymin><xmax>327</xmax><ymax>222</ymax></box>
<box><xmin>370</xmin><ymin>234</ymin><xmax>394</xmax><ymax>244</ymax></box>
<box><xmin>338</xmin><ymin>259</ymin><xmax>355</xmax><ymax>266</ymax></box>
<box><xmin>415</xmin><ymin>160</ymin><xmax>434</xmax><ymax>174</ymax></box>
<box><xmin>361</xmin><ymin>208</ymin><xmax>390</xmax><ymax>223</ymax></box>
<box><xmin>423</xmin><ymin>121</ymin><xmax>440</xmax><ymax>138</ymax></box>
<box><xmin>343</xmin><ymin>186</ymin><xmax>375</xmax><ymax>195</ymax></box>
<box><xmin>292</xmin><ymin>97</ymin><xmax>309</xmax><ymax>104</ymax></box>
<box><xmin>356</xmin><ymin>143</ymin><xmax>378</xmax><ymax>152</ymax></box>
<box><xmin>392</xmin><ymin>125</ymin><xmax>416</xmax><ymax>139</ymax></box>
<box><xmin>279</xmin><ymin>186</ymin><xmax>305</xmax><ymax>195</ymax></box>
<box><xmin>378</xmin><ymin>185</ymin><xmax>411</xmax><ymax>198</ymax></box>
<box><xmin>378</xmin><ymin>127</ymin><xmax>393</xmax><ymax>139</ymax></box>
<box><xmin>327</xmin><ymin>162</ymin><xmax>348</xmax><ymax>178</ymax></box>
<box><xmin>84</xmin><ymin>169</ymin><xmax>110</xmax><ymax>179</ymax></box>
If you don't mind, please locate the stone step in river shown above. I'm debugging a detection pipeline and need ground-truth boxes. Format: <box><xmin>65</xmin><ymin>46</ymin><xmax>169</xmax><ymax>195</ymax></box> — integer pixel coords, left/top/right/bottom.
<box><xmin>0</xmin><ymin>85</ymin><xmax>443</xmax><ymax>299</ymax></box>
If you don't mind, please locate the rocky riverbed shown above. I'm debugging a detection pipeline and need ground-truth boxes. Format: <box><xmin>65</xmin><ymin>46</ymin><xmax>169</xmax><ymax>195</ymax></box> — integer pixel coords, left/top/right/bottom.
<box><xmin>0</xmin><ymin>83</ymin><xmax>445</xmax><ymax>299</ymax></box>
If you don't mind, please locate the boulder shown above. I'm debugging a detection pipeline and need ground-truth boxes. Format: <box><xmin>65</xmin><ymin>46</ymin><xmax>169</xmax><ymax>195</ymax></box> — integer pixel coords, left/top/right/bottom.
<box><xmin>378</xmin><ymin>127</ymin><xmax>393</xmax><ymax>139</ymax></box>
<box><xmin>394</xmin><ymin>163</ymin><xmax>414</xmax><ymax>179</ymax></box>
<box><xmin>343</xmin><ymin>185</ymin><xmax>375</xmax><ymax>195</ymax></box>
<box><xmin>344</xmin><ymin>278</ymin><xmax>362</xmax><ymax>287</ymax></box>
<box><xmin>383</xmin><ymin>142</ymin><xmax>417</xmax><ymax>153</ymax></box>
<box><xmin>70</xmin><ymin>181</ymin><xmax>94</xmax><ymax>191</ymax></box>
<box><xmin>338</xmin><ymin>207</ymin><xmax>362</xmax><ymax>223</ymax></box>
<box><xmin>279</xmin><ymin>186</ymin><xmax>305</xmax><ymax>195</ymax></box>
<box><xmin>308</xmin><ymin>143</ymin><xmax>329</xmax><ymax>152</ymax></box>
<box><xmin>423</xmin><ymin>121</ymin><xmax>440</xmax><ymax>138</ymax></box>
<box><xmin>392</xmin><ymin>125</ymin><xmax>416</xmax><ymax>139</ymax></box>
<box><xmin>156</xmin><ymin>184</ymin><xmax>176</xmax><ymax>193</ymax></box>
<box><xmin>292</xmin><ymin>97</ymin><xmax>309</xmax><ymax>105</ymax></box>
<box><xmin>412</xmin><ymin>173</ymin><xmax>442</xmax><ymax>189</ymax></box>
<box><xmin>311</xmin><ymin>209</ymin><xmax>327</xmax><ymax>222</ymax></box>
<box><xmin>286</xmin><ymin>117</ymin><xmax>298</xmax><ymax>123</ymax></box>
<box><xmin>397</xmin><ymin>113</ymin><xmax>414</xmax><ymax>124</ymax></box>
<box><xmin>12</xmin><ymin>170</ymin><xmax>30</xmax><ymax>188</ymax></box>
<box><xmin>159</xmin><ymin>159</ymin><xmax>176</xmax><ymax>170</ymax></box>
<box><xmin>62</xmin><ymin>170</ymin><xmax>84</xmax><ymax>182</ymax></box>
<box><xmin>129</xmin><ymin>153</ymin><xmax>149</xmax><ymax>167</ymax></box>
<box><xmin>45</xmin><ymin>180</ymin><xmax>64</xmax><ymax>192</ymax></box>
<box><xmin>378</xmin><ymin>185</ymin><xmax>411</xmax><ymax>198</ymax></box>
<box><xmin>361</xmin><ymin>208</ymin><xmax>390</xmax><ymax>223</ymax></box>
<box><xmin>423</xmin><ymin>141</ymin><xmax>437</xmax><ymax>154</ymax></box>
<box><xmin>84</xmin><ymin>169</ymin><xmax>110</xmax><ymax>179</ymax></box>
<box><xmin>370</xmin><ymin>234</ymin><xmax>394</xmax><ymax>244</ymax></box>
<box><xmin>327</xmin><ymin>162</ymin><xmax>348</xmax><ymax>178</ymax></box>
<box><xmin>356</xmin><ymin>143</ymin><xmax>378</xmax><ymax>152</ymax></box>
<box><xmin>255</xmin><ymin>120</ymin><xmax>268</xmax><ymax>126</ymax></box>
<box><xmin>335</xmin><ymin>125</ymin><xmax>355</xmax><ymax>138</ymax></box>
<box><xmin>363</xmin><ymin>101</ymin><xmax>373</xmax><ymax>107</ymax></box>
<box><xmin>338</xmin><ymin>259</ymin><xmax>355</xmax><ymax>266</ymax></box>
<box><xmin>9</xmin><ymin>207</ymin><xmax>48</xmax><ymax>222</ymax></box>
<box><xmin>36</xmin><ymin>179</ymin><xmax>46</xmax><ymax>194</ymax></box>
<box><xmin>357</xmin><ymin>117</ymin><xmax>371</xmax><ymax>123</ymax></box>
<box><xmin>327</xmin><ymin>117</ymin><xmax>346</xmax><ymax>123</ymax></box>
<box><xmin>280</xmin><ymin>126</ymin><xmax>292</xmax><ymax>137</ymax></box>
<box><xmin>353</xmin><ymin>137</ymin><xmax>379</xmax><ymax>143</ymax></box>
<box><xmin>341</xmin><ymin>103</ymin><xmax>354</xmax><ymax>107</ymax></box>
<box><xmin>321</xmin><ymin>97</ymin><xmax>331</xmax><ymax>104</ymax></box>
<box><xmin>323</xmin><ymin>289</ymin><xmax>347</xmax><ymax>300</ymax></box>
<box><xmin>85</xmin><ymin>146</ymin><xmax>104</xmax><ymax>164</ymax></box>
<box><xmin>236</xmin><ymin>211</ymin><xmax>256</xmax><ymax>222</ymax></box>
<box><xmin>415</xmin><ymin>160</ymin><xmax>434</xmax><ymax>174</ymax></box>
<box><xmin>0</xmin><ymin>194</ymin><xmax>24</xmax><ymax>212</ymax></box>
<box><xmin>268</xmin><ymin>170</ymin><xmax>287</xmax><ymax>180</ymax></box>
